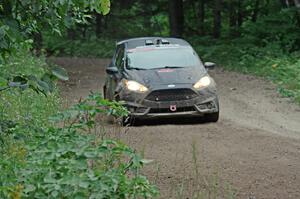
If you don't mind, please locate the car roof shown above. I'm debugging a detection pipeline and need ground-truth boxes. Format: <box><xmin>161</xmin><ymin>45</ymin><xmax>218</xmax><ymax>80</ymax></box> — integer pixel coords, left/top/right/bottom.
<box><xmin>117</xmin><ymin>37</ymin><xmax>191</xmax><ymax>49</ymax></box>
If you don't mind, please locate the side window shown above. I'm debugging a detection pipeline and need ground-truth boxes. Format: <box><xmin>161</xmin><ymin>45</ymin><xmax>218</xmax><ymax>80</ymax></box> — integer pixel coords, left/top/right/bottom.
<box><xmin>115</xmin><ymin>45</ymin><xmax>125</xmax><ymax>70</ymax></box>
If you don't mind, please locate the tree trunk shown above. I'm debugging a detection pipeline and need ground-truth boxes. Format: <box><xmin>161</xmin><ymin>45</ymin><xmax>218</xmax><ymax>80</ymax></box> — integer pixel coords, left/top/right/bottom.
<box><xmin>199</xmin><ymin>0</ymin><xmax>205</xmax><ymax>35</ymax></box>
<box><xmin>142</xmin><ymin>0</ymin><xmax>152</xmax><ymax>35</ymax></box>
<box><xmin>1</xmin><ymin>0</ymin><xmax>12</xmax><ymax>16</ymax></box>
<box><xmin>294</xmin><ymin>0</ymin><xmax>300</xmax><ymax>8</ymax></box>
<box><xmin>213</xmin><ymin>0</ymin><xmax>222</xmax><ymax>38</ymax></box>
<box><xmin>33</xmin><ymin>31</ymin><xmax>43</xmax><ymax>56</ymax></box>
<box><xmin>285</xmin><ymin>0</ymin><xmax>296</xmax><ymax>7</ymax></box>
<box><xmin>237</xmin><ymin>0</ymin><xmax>243</xmax><ymax>27</ymax></box>
<box><xmin>67</xmin><ymin>28</ymin><xmax>76</xmax><ymax>40</ymax></box>
<box><xmin>228</xmin><ymin>0</ymin><xmax>238</xmax><ymax>37</ymax></box>
<box><xmin>120</xmin><ymin>0</ymin><xmax>132</xmax><ymax>9</ymax></box>
<box><xmin>293</xmin><ymin>0</ymin><xmax>300</xmax><ymax>26</ymax></box>
<box><xmin>168</xmin><ymin>0</ymin><xmax>184</xmax><ymax>37</ymax></box>
<box><xmin>228</xmin><ymin>0</ymin><xmax>236</xmax><ymax>28</ymax></box>
<box><xmin>279</xmin><ymin>0</ymin><xmax>288</xmax><ymax>7</ymax></box>
<box><xmin>251</xmin><ymin>0</ymin><xmax>260</xmax><ymax>22</ymax></box>
<box><xmin>96</xmin><ymin>13</ymin><xmax>102</xmax><ymax>38</ymax></box>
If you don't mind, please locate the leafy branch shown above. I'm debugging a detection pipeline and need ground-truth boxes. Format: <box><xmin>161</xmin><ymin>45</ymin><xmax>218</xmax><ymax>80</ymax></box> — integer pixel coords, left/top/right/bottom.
<box><xmin>0</xmin><ymin>65</ymin><xmax>69</xmax><ymax>96</ymax></box>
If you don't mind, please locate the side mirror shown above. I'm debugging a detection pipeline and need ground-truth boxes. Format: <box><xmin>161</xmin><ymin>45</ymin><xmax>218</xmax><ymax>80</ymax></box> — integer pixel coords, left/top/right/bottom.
<box><xmin>204</xmin><ymin>62</ymin><xmax>216</xmax><ymax>69</ymax></box>
<box><xmin>106</xmin><ymin>67</ymin><xmax>119</xmax><ymax>75</ymax></box>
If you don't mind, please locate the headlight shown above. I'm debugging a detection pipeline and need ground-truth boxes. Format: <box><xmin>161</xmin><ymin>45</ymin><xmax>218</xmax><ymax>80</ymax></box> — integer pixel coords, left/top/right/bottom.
<box><xmin>193</xmin><ymin>76</ymin><xmax>211</xmax><ymax>89</ymax></box>
<box><xmin>124</xmin><ymin>80</ymin><xmax>148</xmax><ymax>92</ymax></box>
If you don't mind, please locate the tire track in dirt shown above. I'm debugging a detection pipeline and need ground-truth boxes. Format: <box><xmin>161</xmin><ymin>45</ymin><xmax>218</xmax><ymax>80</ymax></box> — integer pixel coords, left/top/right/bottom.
<box><xmin>53</xmin><ymin>57</ymin><xmax>300</xmax><ymax>199</ymax></box>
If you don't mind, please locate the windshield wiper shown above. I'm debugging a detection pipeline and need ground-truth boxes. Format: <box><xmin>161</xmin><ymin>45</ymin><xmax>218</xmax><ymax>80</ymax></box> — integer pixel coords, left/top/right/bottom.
<box><xmin>128</xmin><ymin>66</ymin><xmax>185</xmax><ymax>70</ymax></box>
<box><xmin>152</xmin><ymin>66</ymin><xmax>184</xmax><ymax>69</ymax></box>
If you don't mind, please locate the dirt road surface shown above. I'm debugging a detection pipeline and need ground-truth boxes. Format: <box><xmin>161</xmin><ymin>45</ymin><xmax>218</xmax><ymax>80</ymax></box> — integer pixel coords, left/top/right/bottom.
<box><xmin>53</xmin><ymin>57</ymin><xmax>300</xmax><ymax>199</ymax></box>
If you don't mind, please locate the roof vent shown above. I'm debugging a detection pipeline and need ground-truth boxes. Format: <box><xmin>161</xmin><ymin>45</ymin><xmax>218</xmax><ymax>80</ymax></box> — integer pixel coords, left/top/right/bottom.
<box><xmin>156</xmin><ymin>39</ymin><xmax>170</xmax><ymax>45</ymax></box>
<box><xmin>145</xmin><ymin>40</ymin><xmax>154</xmax><ymax>45</ymax></box>
<box><xmin>161</xmin><ymin>39</ymin><xmax>170</xmax><ymax>44</ymax></box>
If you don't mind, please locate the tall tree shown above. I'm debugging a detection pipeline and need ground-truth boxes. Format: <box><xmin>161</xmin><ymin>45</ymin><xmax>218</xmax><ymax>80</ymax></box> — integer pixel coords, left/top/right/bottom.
<box><xmin>168</xmin><ymin>0</ymin><xmax>184</xmax><ymax>37</ymax></box>
<box><xmin>228</xmin><ymin>0</ymin><xmax>238</xmax><ymax>36</ymax></box>
<box><xmin>279</xmin><ymin>0</ymin><xmax>288</xmax><ymax>7</ymax></box>
<box><xmin>294</xmin><ymin>0</ymin><xmax>300</xmax><ymax>8</ymax></box>
<box><xmin>120</xmin><ymin>0</ymin><xmax>133</xmax><ymax>9</ymax></box>
<box><xmin>282</xmin><ymin>0</ymin><xmax>296</xmax><ymax>7</ymax></box>
<box><xmin>228</xmin><ymin>0</ymin><xmax>236</xmax><ymax>27</ymax></box>
<box><xmin>198</xmin><ymin>0</ymin><xmax>206</xmax><ymax>35</ymax></box>
<box><xmin>96</xmin><ymin>13</ymin><xmax>103</xmax><ymax>38</ymax></box>
<box><xmin>251</xmin><ymin>0</ymin><xmax>260</xmax><ymax>22</ymax></box>
<box><xmin>141</xmin><ymin>0</ymin><xmax>152</xmax><ymax>34</ymax></box>
<box><xmin>237</xmin><ymin>0</ymin><xmax>243</xmax><ymax>27</ymax></box>
<box><xmin>213</xmin><ymin>0</ymin><xmax>222</xmax><ymax>38</ymax></box>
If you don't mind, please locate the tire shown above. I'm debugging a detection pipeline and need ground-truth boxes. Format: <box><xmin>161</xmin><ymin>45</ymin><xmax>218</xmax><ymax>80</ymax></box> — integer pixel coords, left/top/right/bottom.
<box><xmin>121</xmin><ymin>116</ymin><xmax>135</xmax><ymax>126</ymax></box>
<box><xmin>204</xmin><ymin>111</ymin><xmax>219</xmax><ymax>123</ymax></box>
<box><xmin>103</xmin><ymin>86</ymin><xmax>107</xmax><ymax>99</ymax></box>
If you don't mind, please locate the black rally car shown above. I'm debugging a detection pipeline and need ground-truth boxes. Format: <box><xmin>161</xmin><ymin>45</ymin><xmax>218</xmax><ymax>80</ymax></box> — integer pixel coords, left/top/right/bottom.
<box><xmin>103</xmin><ymin>37</ymin><xmax>219</xmax><ymax>124</ymax></box>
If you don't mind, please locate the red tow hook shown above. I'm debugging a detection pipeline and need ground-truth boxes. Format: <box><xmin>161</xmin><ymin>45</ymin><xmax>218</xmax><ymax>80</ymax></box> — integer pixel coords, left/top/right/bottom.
<box><xmin>170</xmin><ymin>105</ymin><xmax>177</xmax><ymax>112</ymax></box>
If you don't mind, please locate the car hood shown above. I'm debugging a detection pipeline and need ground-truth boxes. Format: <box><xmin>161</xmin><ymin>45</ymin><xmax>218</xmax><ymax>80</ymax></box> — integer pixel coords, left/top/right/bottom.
<box><xmin>124</xmin><ymin>66</ymin><xmax>207</xmax><ymax>88</ymax></box>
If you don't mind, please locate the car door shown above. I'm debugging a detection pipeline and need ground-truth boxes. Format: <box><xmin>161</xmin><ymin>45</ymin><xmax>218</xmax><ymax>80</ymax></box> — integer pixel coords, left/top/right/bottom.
<box><xmin>105</xmin><ymin>44</ymin><xmax>125</xmax><ymax>100</ymax></box>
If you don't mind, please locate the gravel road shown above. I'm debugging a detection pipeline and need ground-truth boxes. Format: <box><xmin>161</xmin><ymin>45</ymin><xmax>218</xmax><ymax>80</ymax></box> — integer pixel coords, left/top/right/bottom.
<box><xmin>53</xmin><ymin>57</ymin><xmax>300</xmax><ymax>199</ymax></box>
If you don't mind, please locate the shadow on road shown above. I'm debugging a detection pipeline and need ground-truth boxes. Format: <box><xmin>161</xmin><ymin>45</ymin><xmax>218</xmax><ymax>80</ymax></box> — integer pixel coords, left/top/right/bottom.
<box><xmin>131</xmin><ymin>117</ymin><xmax>210</xmax><ymax>126</ymax></box>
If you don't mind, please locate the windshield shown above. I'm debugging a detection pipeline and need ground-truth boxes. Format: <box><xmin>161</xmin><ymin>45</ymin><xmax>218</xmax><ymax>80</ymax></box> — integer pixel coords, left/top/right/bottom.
<box><xmin>126</xmin><ymin>47</ymin><xmax>202</xmax><ymax>70</ymax></box>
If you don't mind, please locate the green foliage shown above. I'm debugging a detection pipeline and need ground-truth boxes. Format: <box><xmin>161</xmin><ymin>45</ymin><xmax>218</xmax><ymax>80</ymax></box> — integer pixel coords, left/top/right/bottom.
<box><xmin>241</xmin><ymin>9</ymin><xmax>300</xmax><ymax>51</ymax></box>
<box><xmin>186</xmin><ymin>6</ymin><xmax>300</xmax><ymax>105</ymax></box>
<box><xmin>0</xmin><ymin>63</ymin><xmax>158</xmax><ymax>198</ymax></box>
<box><xmin>50</xmin><ymin>92</ymin><xmax>129</xmax><ymax>131</ymax></box>
<box><xmin>0</xmin><ymin>49</ymin><xmax>60</xmax><ymax>127</ymax></box>
<box><xmin>0</xmin><ymin>51</ymin><xmax>61</xmax><ymax>198</ymax></box>
<box><xmin>0</xmin><ymin>43</ymin><xmax>69</xmax><ymax>97</ymax></box>
<box><xmin>20</xmin><ymin>133</ymin><xmax>157</xmax><ymax>198</ymax></box>
<box><xmin>44</xmin><ymin>35</ymin><xmax>115</xmax><ymax>58</ymax></box>
<box><xmin>98</xmin><ymin>1</ymin><xmax>168</xmax><ymax>38</ymax></box>
<box><xmin>191</xmin><ymin>37</ymin><xmax>300</xmax><ymax>104</ymax></box>
<box><xmin>1</xmin><ymin>1</ymin><xmax>159</xmax><ymax>198</ymax></box>
<box><xmin>0</xmin><ymin>0</ymin><xmax>111</xmax><ymax>60</ymax></box>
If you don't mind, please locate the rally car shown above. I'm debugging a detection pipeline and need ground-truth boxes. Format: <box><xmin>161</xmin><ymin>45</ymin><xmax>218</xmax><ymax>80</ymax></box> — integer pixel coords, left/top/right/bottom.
<box><xmin>103</xmin><ymin>37</ymin><xmax>219</xmax><ymax>125</ymax></box>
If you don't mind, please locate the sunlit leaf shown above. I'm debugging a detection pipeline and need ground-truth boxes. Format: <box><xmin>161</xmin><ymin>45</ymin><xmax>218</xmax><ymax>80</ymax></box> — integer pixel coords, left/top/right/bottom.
<box><xmin>51</xmin><ymin>66</ymin><xmax>69</xmax><ymax>81</ymax></box>
<box><xmin>9</xmin><ymin>75</ymin><xmax>28</xmax><ymax>89</ymax></box>
<box><xmin>141</xmin><ymin>159</ymin><xmax>154</xmax><ymax>164</ymax></box>
<box><xmin>37</xmin><ymin>80</ymin><xmax>51</xmax><ymax>96</ymax></box>
<box><xmin>100</xmin><ymin>0</ymin><xmax>110</xmax><ymax>15</ymax></box>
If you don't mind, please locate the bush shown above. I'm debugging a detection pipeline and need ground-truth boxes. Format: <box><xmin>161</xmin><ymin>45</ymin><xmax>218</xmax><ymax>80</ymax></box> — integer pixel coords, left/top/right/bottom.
<box><xmin>241</xmin><ymin>9</ymin><xmax>300</xmax><ymax>52</ymax></box>
<box><xmin>0</xmin><ymin>50</ymin><xmax>60</xmax><ymax>198</ymax></box>
<box><xmin>43</xmin><ymin>34</ymin><xmax>116</xmax><ymax>58</ymax></box>
<box><xmin>0</xmin><ymin>53</ymin><xmax>158</xmax><ymax>198</ymax></box>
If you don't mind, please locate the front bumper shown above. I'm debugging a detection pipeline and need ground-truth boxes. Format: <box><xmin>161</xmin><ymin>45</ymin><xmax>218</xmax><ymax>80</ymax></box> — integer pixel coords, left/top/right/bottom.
<box><xmin>120</xmin><ymin>87</ymin><xmax>219</xmax><ymax>119</ymax></box>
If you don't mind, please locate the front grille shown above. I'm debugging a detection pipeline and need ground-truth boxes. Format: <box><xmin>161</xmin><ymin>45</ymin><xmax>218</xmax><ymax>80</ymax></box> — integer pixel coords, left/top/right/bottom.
<box><xmin>145</xmin><ymin>89</ymin><xmax>198</xmax><ymax>102</ymax></box>
<box><xmin>149</xmin><ymin>106</ymin><xmax>195</xmax><ymax>113</ymax></box>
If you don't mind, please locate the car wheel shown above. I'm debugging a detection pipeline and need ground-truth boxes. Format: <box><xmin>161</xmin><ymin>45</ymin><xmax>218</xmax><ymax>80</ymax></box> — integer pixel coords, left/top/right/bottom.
<box><xmin>204</xmin><ymin>112</ymin><xmax>219</xmax><ymax>123</ymax></box>
<box><xmin>121</xmin><ymin>116</ymin><xmax>133</xmax><ymax>126</ymax></box>
<box><xmin>122</xmin><ymin>116</ymin><xmax>142</xmax><ymax>126</ymax></box>
<box><xmin>103</xmin><ymin>86</ymin><xmax>107</xmax><ymax>99</ymax></box>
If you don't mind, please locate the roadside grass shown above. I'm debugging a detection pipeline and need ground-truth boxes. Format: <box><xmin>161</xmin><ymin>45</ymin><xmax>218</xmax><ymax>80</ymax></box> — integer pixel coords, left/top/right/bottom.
<box><xmin>163</xmin><ymin>142</ymin><xmax>236</xmax><ymax>199</ymax></box>
<box><xmin>0</xmin><ymin>50</ymin><xmax>60</xmax><ymax>197</ymax></box>
<box><xmin>190</xmin><ymin>142</ymin><xmax>236</xmax><ymax>199</ymax></box>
